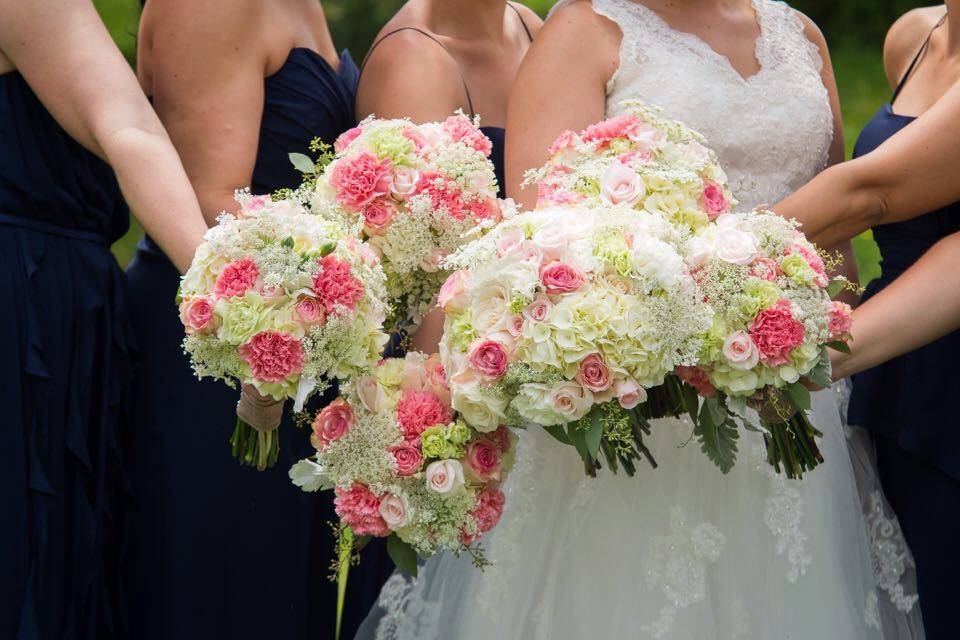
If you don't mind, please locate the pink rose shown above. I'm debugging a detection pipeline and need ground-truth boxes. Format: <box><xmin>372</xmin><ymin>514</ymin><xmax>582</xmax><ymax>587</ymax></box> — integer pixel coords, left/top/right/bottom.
<box><xmin>313</xmin><ymin>255</ymin><xmax>365</xmax><ymax>315</ymax></box>
<box><xmin>333</xmin><ymin>125</ymin><xmax>363</xmax><ymax>153</ymax></box>
<box><xmin>600</xmin><ymin>163</ymin><xmax>646</xmax><ymax>206</ymax></box>
<box><xmin>238</xmin><ymin>330</ymin><xmax>305</xmax><ymax>383</ymax></box>
<box><xmin>438</xmin><ymin>269</ymin><xmax>470</xmax><ymax>313</ymax></box>
<box><xmin>443</xmin><ymin>114</ymin><xmax>493</xmax><ymax>155</ymax></box>
<box><xmin>468</xmin><ymin>338</ymin><xmax>510</xmax><ymax>381</ymax></box>
<box><xmin>378</xmin><ymin>493</ymin><xmax>409</xmax><ymax>530</ymax></box>
<box><xmin>396</xmin><ymin>389</ymin><xmax>453</xmax><ymax>441</ymax></box>
<box><xmin>749</xmin><ymin>300</ymin><xmax>806</xmax><ymax>366</ymax></box>
<box><xmin>540</xmin><ymin>261</ymin><xmax>585</xmax><ymax>294</ymax></box>
<box><xmin>548</xmin><ymin>129</ymin><xmax>580</xmax><ymax>156</ymax></box>
<box><xmin>613</xmin><ymin>377</ymin><xmax>646</xmax><ymax>409</ymax></box>
<box><xmin>391</xmin><ymin>443</ymin><xmax>424</xmax><ymax>477</ymax></box>
<box><xmin>329</xmin><ymin>151</ymin><xmax>393</xmax><ymax>212</ymax></box>
<box><xmin>415</xmin><ymin>172</ymin><xmax>466</xmax><ymax>220</ymax></box>
<box><xmin>465</xmin><ymin>439</ymin><xmax>503</xmax><ymax>482</ymax></box>
<box><xmin>522</xmin><ymin>294</ymin><xmax>553</xmax><ymax>323</ymax></box>
<box><xmin>581</xmin><ymin>114</ymin><xmax>640</xmax><ymax>146</ymax></box>
<box><xmin>419</xmin><ymin>247</ymin><xmax>447</xmax><ymax>273</ymax></box>
<box><xmin>675</xmin><ymin>366</ymin><xmax>718</xmax><ymax>398</ymax></box>
<box><xmin>179</xmin><ymin>295</ymin><xmax>217</xmax><ymax>334</ymax></box>
<box><xmin>828</xmin><ymin>301</ymin><xmax>853</xmax><ymax>339</ymax></box>
<box><xmin>294</xmin><ymin>296</ymin><xmax>326</xmax><ymax>327</ymax></box>
<box><xmin>334</xmin><ymin>484</ymin><xmax>389</xmax><ymax>537</ymax></box>
<box><xmin>550</xmin><ymin>381</ymin><xmax>594</xmax><ymax>421</ymax></box>
<box><xmin>496</xmin><ymin>227</ymin><xmax>525</xmax><ymax>257</ymax></box>
<box><xmin>722</xmin><ymin>330</ymin><xmax>760</xmax><ymax>370</ymax></box>
<box><xmin>505</xmin><ymin>314</ymin><xmax>524</xmax><ymax>338</ymax></box>
<box><xmin>425</xmin><ymin>459</ymin><xmax>465</xmax><ymax>495</ymax></box>
<box><xmin>362</xmin><ymin>200</ymin><xmax>396</xmax><ymax>235</ymax></box>
<box><xmin>356</xmin><ymin>375</ymin><xmax>387</xmax><ymax>412</ymax></box>
<box><xmin>311</xmin><ymin>398</ymin><xmax>354</xmax><ymax>449</ymax></box>
<box><xmin>239</xmin><ymin>193</ymin><xmax>272</xmax><ymax>214</ymax></box>
<box><xmin>701</xmin><ymin>181</ymin><xmax>729</xmax><ymax>220</ymax></box>
<box><xmin>463</xmin><ymin>488</ymin><xmax>505</xmax><ymax>543</ymax></box>
<box><xmin>390</xmin><ymin>166</ymin><xmax>421</xmax><ymax>198</ymax></box>
<box><xmin>214</xmin><ymin>257</ymin><xmax>260</xmax><ymax>298</ymax></box>
<box><xmin>423</xmin><ymin>354</ymin><xmax>451</xmax><ymax>405</ymax></box>
<box><xmin>577</xmin><ymin>353</ymin><xmax>613</xmax><ymax>393</ymax></box>
<box><xmin>627</xmin><ymin>123</ymin><xmax>665</xmax><ymax>151</ymax></box>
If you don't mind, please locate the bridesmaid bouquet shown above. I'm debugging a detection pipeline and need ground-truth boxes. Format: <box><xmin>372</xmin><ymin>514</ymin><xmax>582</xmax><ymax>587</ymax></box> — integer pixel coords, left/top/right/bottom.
<box><xmin>179</xmin><ymin>192</ymin><xmax>389</xmax><ymax>470</ymax></box>
<box><xmin>437</xmin><ymin>204</ymin><xmax>711</xmax><ymax>476</ymax></box>
<box><xmin>306</xmin><ymin>113</ymin><xmax>509</xmax><ymax>332</ymax></box>
<box><xmin>526</xmin><ymin>100</ymin><xmax>736</xmax><ymax>234</ymax></box>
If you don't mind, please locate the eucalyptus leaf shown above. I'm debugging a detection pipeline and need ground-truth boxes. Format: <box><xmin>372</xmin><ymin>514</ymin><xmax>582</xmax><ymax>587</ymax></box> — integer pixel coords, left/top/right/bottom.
<box><xmin>566</xmin><ymin>423</ymin><xmax>592</xmax><ymax>464</ymax></box>
<box><xmin>825</xmin><ymin>340</ymin><xmax>852</xmax><ymax>354</ymax></box>
<box><xmin>289</xmin><ymin>152</ymin><xmax>316</xmax><ymax>174</ymax></box>
<box><xmin>585</xmin><ymin>410</ymin><xmax>604</xmax><ymax>459</ymax></box>
<box><xmin>807</xmin><ymin>349</ymin><xmax>833</xmax><ymax>388</ymax></box>
<box><xmin>387</xmin><ymin>535</ymin><xmax>419</xmax><ymax>579</ymax></box>
<box><xmin>783</xmin><ymin>382</ymin><xmax>812</xmax><ymax>412</ymax></box>
<box><xmin>543</xmin><ymin>424</ymin><xmax>572</xmax><ymax>445</ymax></box>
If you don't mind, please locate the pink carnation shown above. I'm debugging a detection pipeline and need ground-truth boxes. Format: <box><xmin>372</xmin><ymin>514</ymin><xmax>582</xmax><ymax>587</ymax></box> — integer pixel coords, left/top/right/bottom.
<box><xmin>701</xmin><ymin>181</ymin><xmax>729</xmax><ymax>220</ymax></box>
<box><xmin>214</xmin><ymin>257</ymin><xmax>259</xmax><ymax>298</ymax></box>
<box><xmin>238</xmin><ymin>330</ymin><xmax>305</xmax><ymax>383</ymax></box>
<box><xmin>395</xmin><ymin>389</ymin><xmax>452</xmax><ymax>441</ymax></box>
<box><xmin>415</xmin><ymin>172</ymin><xmax>466</xmax><ymax>220</ymax></box>
<box><xmin>443</xmin><ymin>114</ymin><xmax>493</xmax><ymax>155</ymax></box>
<box><xmin>750</xmin><ymin>257</ymin><xmax>781</xmax><ymax>282</ymax></box>
<box><xmin>540</xmin><ymin>261</ymin><xmax>585</xmax><ymax>294</ymax></box>
<box><xmin>828</xmin><ymin>301</ymin><xmax>853</xmax><ymax>339</ymax></box>
<box><xmin>675</xmin><ymin>366</ymin><xmax>718</xmax><ymax>398</ymax></box>
<box><xmin>334</xmin><ymin>484</ymin><xmax>389</xmax><ymax>537</ymax></box>
<box><xmin>581</xmin><ymin>114</ymin><xmax>640</xmax><ymax>146</ymax></box>
<box><xmin>334</xmin><ymin>125</ymin><xmax>363</xmax><ymax>153</ymax></box>
<box><xmin>548</xmin><ymin>130</ymin><xmax>580</xmax><ymax>156</ymax></box>
<box><xmin>749</xmin><ymin>300</ymin><xmax>806</xmax><ymax>367</ymax></box>
<box><xmin>311</xmin><ymin>398</ymin><xmax>353</xmax><ymax>450</ymax></box>
<box><xmin>391</xmin><ymin>443</ymin><xmax>424</xmax><ymax>477</ymax></box>
<box><xmin>313</xmin><ymin>255</ymin><xmax>364</xmax><ymax>315</ymax></box>
<box><xmin>467</xmin><ymin>338</ymin><xmax>510</xmax><ymax>381</ymax></box>
<box><xmin>787</xmin><ymin>243</ymin><xmax>828</xmax><ymax>287</ymax></box>
<box><xmin>329</xmin><ymin>151</ymin><xmax>393</xmax><ymax>212</ymax></box>
<box><xmin>465</xmin><ymin>198</ymin><xmax>502</xmax><ymax>222</ymax></box>
<box><xmin>463</xmin><ymin>488</ymin><xmax>506</xmax><ymax>544</ymax></box>
<box><xmin>465</xmin><ymin>439</ymin><xmax>502</xmax><ymax>482</ymax></box>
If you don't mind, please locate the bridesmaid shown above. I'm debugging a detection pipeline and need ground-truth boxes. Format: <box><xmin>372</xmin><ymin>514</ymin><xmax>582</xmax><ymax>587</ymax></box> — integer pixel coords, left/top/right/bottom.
<box><xmin>0</xmin><ymin>1</ymin><xmax>207</xmax><ymax>637</ymax></box>
<box><xmin>357</xmin><ymin>0</ymin><xmax>542</xmax><ymax>352</ymax></box>
<box><xmin>126</xmin><ymin>2</ymin><xmax>388</xmax><ymax>638</ymax></box>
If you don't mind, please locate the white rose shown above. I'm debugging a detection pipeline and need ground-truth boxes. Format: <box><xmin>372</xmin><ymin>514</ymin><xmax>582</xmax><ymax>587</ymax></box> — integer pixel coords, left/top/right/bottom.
<box><xmin>452</xmin><ymin>384</ymin><xmax>507</xmax><ymax>433</ymax></box>
<box><xmin>513</xmin><ymin>383</ymin><xmax>565</xmax><ymax>426</ymax></box>
<box><xmin>686</xmin><ymin>234</ymin><xmax>715</xmax><ymax>267</ymax></box>
<box><xmin>390</xmin><ymin>167</ymin><xmax>421</xmax><ymax>198</ymax></box>
<box><xmin>714</xmin><ymin>227</ymin><xmax>760</xmax><ymax>265</ymax></box>
<box><xmin>533</xmin><ymin>224</ymin><xmax>571</xmax><ymax>260</ymax></box>
<box><xmin>378</xmin><ymin>492</ymin><xmax>410</xmax><ymax>529</ymax></box>
<box><xmin>600</xmin><ymin>163</ymin><xmax>646</xmax><ymax>206</ymax></box>
<box><xmin>722</xmin><ymin>331</ymin><xmax>760</xmax><ymax>370</ymax></box>
<box><xmin>425</xmin><ymin>460</ymin><xmax>465</xmax><ymax>495</ymax></box>
<box><xmin>470</xmin><ymin>283</ymin><xmax>512</xmax><ymax>334</ymax></box>
<box><xmin>549</xmin><ymin>381</ymin><xmax>594</xmax><ymax>421</ymax></box>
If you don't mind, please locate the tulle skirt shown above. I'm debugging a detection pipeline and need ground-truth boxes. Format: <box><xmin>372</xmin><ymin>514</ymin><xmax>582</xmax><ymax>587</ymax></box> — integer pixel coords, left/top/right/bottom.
<box><xmin>357</xmin><ymin>386</ymin><xmax>925</xmax><ymax>640</ymax></box>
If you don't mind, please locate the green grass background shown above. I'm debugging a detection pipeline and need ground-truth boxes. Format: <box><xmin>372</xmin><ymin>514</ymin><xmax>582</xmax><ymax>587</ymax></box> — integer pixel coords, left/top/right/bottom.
<box><xmin>96</xmin><ymin>0</ymin><xmax>890</xmax><ymax>284</ymax></box>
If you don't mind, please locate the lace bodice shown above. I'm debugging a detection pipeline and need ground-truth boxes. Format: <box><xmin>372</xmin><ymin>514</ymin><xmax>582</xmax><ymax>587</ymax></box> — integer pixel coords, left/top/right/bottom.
<box><xmin>593</xmin><ymin>0</ymin><xmax>833</xmax><ymax>208</ymax></box>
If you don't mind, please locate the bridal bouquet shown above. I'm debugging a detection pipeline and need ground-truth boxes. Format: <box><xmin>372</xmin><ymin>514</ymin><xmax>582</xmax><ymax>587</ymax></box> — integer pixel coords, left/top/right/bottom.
<box><xmin>179</xmin><ymin>192</ymin><xmax>389</xmax><ymax>470</ymax></box>
<box><xmin>526</xmin><ymin>101</ymin><xmax>736</xmax><ymax>234</ymax></box>
<box><xmin>438</xmin><ymin>204</ymin><xmax>712</xmax><ymax>475</ymax></box>
<box><xmin>307</xmin><ymin>113</ymin><xmax>507</xmax><ymax>332</ymax></box>
<box><xmin>678</xmin><ymin>210</ymin><xmax>854</xmax><ymax>478</ymax></box>
<box><xmin>291</xmin><ymin>352</ymin><xmax>514</xmax><ymax>577</ymax></box>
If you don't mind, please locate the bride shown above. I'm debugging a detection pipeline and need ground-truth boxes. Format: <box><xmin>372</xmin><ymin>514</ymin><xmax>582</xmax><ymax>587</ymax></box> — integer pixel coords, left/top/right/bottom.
<box><xmin>358</xmin><ymin>1</ymin><xmax>924</xmax><ymax>638</ymax></box>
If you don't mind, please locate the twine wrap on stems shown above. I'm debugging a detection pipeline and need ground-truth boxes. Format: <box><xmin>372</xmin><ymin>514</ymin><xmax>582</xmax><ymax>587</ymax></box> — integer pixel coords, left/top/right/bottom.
<box><xmin>236</xmin><ymin>386</ymin><xmax>284</xmax><ymax>432</ymax></box>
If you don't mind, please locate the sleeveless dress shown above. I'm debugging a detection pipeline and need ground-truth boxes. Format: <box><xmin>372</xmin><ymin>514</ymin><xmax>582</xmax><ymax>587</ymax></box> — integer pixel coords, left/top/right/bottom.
<box><xmin>124</xmin><ymin>50</ymin><xmax>391</xmax><ymax>640</ymax></box>
<box><xmin>847</xmin><ymin>19</ymin><xmax>960</xmax><ymax>639</ymax></box>
<box><xmin>0</xmin><ymin>71</ymin><xmax>134</xmax><ymax>639</ymax></box>
<box><xmin>356</xmin><ymin>2</ymin><xmax>924</xmax><ymax>639</ymax></box>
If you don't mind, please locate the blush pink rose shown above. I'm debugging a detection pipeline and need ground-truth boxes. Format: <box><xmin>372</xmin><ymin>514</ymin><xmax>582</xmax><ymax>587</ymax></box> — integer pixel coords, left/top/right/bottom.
<box><xmin>828</xmin><ymin>301</ymin><xmax>853</xmax><ymax>339</ymax></box>
<box><xmin>214</xmin><ymin>257</ymin><xmax>260</xmax><ymax>298</ymax></box>
<box><xmin>179</xmin><ymin>295</ymin><xmax>217</xmax><ymax>334</ymax></box>
<box><xmin>333</xmin><ymin>125</ymin><xmax>363</xmax><ymax>153</ymax></box>
<box><xmin>378</xmin><ymin>493</ymin><xmax>409</xmax><ymax>530</ymax></box>
<box><xmin>311</xmin><ymin>398</ymin><xmax>354</xmax><ymax>449</ymax></box>
<box><xmin>722</xmin><ymin>330</ymin><xmax>760</xmax><ymax>370</ymax></box>
<box><xmin>396</xmin><ymin>389</ymin><xmax>453</xmax><ymax>441</ymax></box>
<box><xmin>463</xmin><ymin>488</ymin><xmax>506</xmax><ymax>544</ymax></box>
<box><xmin>581</xmin><ymin>114</ymin><xmax>640</xmax><ymax>146</ymax></box>
<box><xmin>600</xmin><ymin>163</ymin><xmax>645</xmax><ymax>206</ymax></box>
<box><xmin>701</xmin><ymin>181</ymin><xmax>729</xmax><ymax>220</ymax></box>
<box><xmin>390</xmin><ymin>166</ymin><xmax>421</xmax><ymax>198</ymax></box>
<box><xmin>465</xmin><ymin>439</ymin><xmax>503</xmax><ymax>482</ymax></box>
<box><xmin>443</xmin><ymin>114</ymin><xmax>493</xmax><ymax>155</ymax></box>
<box><xmin>356</xmin><ymin>376</ymin><xmax>387</xmax><ymax>412</ymax></box>
<box><xmin>238</xmin><ymin>330</ymin><xmax>305</xmax><ymax>383</ymax></box>
<box><xmin>425</xmin><ymin>459</ymin><xmax>465</xmax><ymax>495</ymax></box>
<box><xmin>749</xmin><ymin>300</ymin><xmax>806</xmax><ymax>366</ymax></box>
<box><xmin>540</xmin><ymin>261</ymin><xmax>585</xmax><ymax>294</ymax></box>
<box><xmin>362</xmin><ymin>200</ymin><xmax>396</xmax><ymax>235</ymax></box>
<box><xmin>577</xmin><ymin>353</ymin><xmax>613</xmax><ymax>393</ymax></box>
<box><xmin>675</xmin><ymin>366</ymin><xmax>718</xmax><ymax>398</ymax></box>
<box><xmin>329</xmin><ymin>151</ymin><xmax>393</xmax><ymax>212</ymax></box>
<box><xmin>628</xmin><ymin>123</ymin><xmax>665</xmax><ymax>151</ymax></box>
<box><xmin>468</xmin><ymin>338</ymin><xmax>510</xmax><ymax>381</ymax></box>
<box><xmin>391</xmin><ymin>443</ymin><xmax>424</xmax><ymax>477</ymax></box>
<box><xmin>240</xmin><ymin>193</ymin><xmax>272</xmax><ymax>214</ymax></box>
<box><xmin>334</xmin><ymin>484</ymin><xmax>389</xmax><ymax>537</ymax></box>
<box><xmin>294</xmin><ymin>296</ymin><xmax>326</xmax><ymax>327</ymax></box>
<box><xmin>505</xmin><ymin>314</ymin><xmax>524</xmax><ymax>338</ymax></box>
<box><xmin>522</xmin><ymin>294</ymin><xmax>553</xmax><ymax>323</ymax></box>
<box><xmin>313</xmin><ymin>255</ymin><xmax>364</xmax><ymax>315</ymax></box>
<box><xmin>614</xmin><ymin>377</ymin><xmax>647</xmax><ymax>409</ymax></box>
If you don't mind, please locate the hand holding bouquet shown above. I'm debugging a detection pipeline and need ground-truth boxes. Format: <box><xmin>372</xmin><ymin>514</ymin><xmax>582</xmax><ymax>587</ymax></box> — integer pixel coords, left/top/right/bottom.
<box><xmin>178</xmin><ymin>192</ymin><xmax>389</xmax><ymax>469</ymax></box>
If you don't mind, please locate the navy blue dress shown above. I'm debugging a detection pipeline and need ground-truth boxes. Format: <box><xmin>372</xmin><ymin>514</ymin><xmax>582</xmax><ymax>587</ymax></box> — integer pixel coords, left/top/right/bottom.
<box><xmin>125</xmin><ymin>50</ymin><xmax>391</xmax><ymax>640</ymax></box>
<box><xmin>0</xmin><ymin>71</ymin><xmax>134</xmax><ymax>639</ymax></box>
<box><xmin>847</xmin><ymin>25</ymin><xmax>960</xmax><ymax>640</ymax></box>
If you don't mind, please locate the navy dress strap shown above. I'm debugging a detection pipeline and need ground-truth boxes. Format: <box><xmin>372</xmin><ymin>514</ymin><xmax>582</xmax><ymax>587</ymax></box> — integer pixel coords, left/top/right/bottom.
<box><xmin>891</xmin><ymin>12</ymin><xmax>948</xmax><ymax>105</ymax></box>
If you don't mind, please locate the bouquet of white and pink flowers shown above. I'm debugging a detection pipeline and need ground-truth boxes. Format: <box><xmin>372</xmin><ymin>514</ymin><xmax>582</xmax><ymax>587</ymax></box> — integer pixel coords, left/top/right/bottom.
<box><xmin>676</xmin><ymin>210</ymin><xmax>854</xmax><ymax>478</ymax></box>
<box><xmin>179</xmin><ymin>192</ymin><xmax>389</xmax><ymax>470</ymax></box>
<box><xmin>306</xmin><ymin>113</ymin><xmax>508</xmax><ymax>332</ymax></box>
<box><xmin>437</xmin><ymin>204</ymin><xmax>712</xmax><ymax>476</ymax></box>
<box><xmin>526</xmin><ymin>101</ymin><xmax>736</xmax><ymax>234</ymax></box>
<box><xmin>290</xmin><ymin>352</ymin><xmax>514</xmax><ymax>581</ymax></box>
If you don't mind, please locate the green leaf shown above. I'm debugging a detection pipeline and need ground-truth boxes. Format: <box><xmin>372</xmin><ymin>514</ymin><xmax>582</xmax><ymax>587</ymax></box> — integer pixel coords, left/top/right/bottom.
<box><xmin>724</xmin><ymin>394</ymin><xmax>749</xmax><ymax>420</ymax></box>
<box><xmin>807</xmin><ymin>348</ymin><xmax>833</xmax><ymax>388</ymax></box>
<box><xmin>542</xmin><ymin>424</ymin><xmax>572</xmax><ymax>445</ymax></box>
<box><xmin>289</xmin><ymin>152</ymin><xmax>316</xmax><ymax>174</ymax></box>
<box><xmin>825</xmin><ymin>340</ymin><xmax>852</xmax><ymax>354</ymax></box>
<box><xmin>826</xmin><ymin>279</ymin><xmax>844</xmax><ymax>299</ymax></box>
<box><xmin>585</xmin><ymin>409</ymin><xmax>604</xmax><ymax>459</ymax></box>
<box><xmin>281</xmin><ymin>236</ymin><xmax>295</xmax><ymax>250</ymax></box>
<box><xmin>174</xmin><ymin>284</ymin><xmax>183</xmax><ymax>306</ymax></box>
<box><xmin>694</xmin><ymin>416</ymin><xmax>739</xmax><ymax>474</ymax></box>
<box><xmin>783</xmin><ymin>382</ymin><xmax>812</xmax><ymax>412</ymax></box>
<box><xmin>319</xmin><ymin>241</ymin><xmax>338</xmax><ymax>257</ymax></box>
<box><xmin>681</xmin><ymin>381</ymin><xmax>701</xmax><ymax>424</ymax></box>
<box><xmin>387</xmin><ymin>534</ymin><xmax>419</xmax><ymax>579</ymax></box>
<box><xmin>566</xmin><ymin>423</ymin><xmax>592</xmax><ymax>464</ymax></box>
<box><xmin>705</xmin><ymin>395</ymin><xmax>727</xmax><ymax>426</ymax></box>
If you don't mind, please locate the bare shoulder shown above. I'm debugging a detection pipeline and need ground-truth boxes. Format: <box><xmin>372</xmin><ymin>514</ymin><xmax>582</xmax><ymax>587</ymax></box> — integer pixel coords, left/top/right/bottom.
<box><xmin>789</xmin><ymin>9</ymin><xmax>829</xmax><ymax>54</ymax></box>
<box><xmin>534</xmin><ymin>0</ymin><xmax>620</xmax><ymax>76</ymax></box>
<box><xmin>507</xmin><ymin>2</ymin><xmax>545</xmax><ymax>37</ymax></box>
<box><xmin>884</xmin><ymin>6</ymin><xmax>946</xmax><ymax>87</ymax></box>
<box><xmin>142</xmin><ymin>0</ymin><xmax>266</xmax><ymax>60</ymax></box>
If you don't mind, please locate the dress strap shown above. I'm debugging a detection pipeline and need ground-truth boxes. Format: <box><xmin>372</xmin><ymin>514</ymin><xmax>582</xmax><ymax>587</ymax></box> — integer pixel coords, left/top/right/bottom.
<box><xmin>892</xmin><ymin>12</ymin><xmax>948</xmax><ymax>104</ymax></box>
<box><xmin>508</xmin><ymin>2</ymin><xmax>534</xmax><ymax>42</ymax></box>
<box><xmin>360</xmin><ymin>27</ymin><xmax>476</xmax><ymax>118</ymax></box>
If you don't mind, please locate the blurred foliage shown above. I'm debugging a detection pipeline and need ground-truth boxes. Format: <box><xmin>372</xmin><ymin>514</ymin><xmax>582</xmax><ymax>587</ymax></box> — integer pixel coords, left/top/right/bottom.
<box><xmin>99</xmin><ymin>0</ymin><xmax>929</xmax><ymax>283</ymax></box>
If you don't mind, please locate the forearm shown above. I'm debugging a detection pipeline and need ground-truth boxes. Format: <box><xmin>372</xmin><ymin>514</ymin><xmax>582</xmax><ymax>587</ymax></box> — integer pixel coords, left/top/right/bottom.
<box><xmin>102</xmin><ymin>126</ymin><xmax>207</xmax><ymax>273</ymax></box>
<box><xmin>832</xmin><ymin>232</ymin><xmax>960</xmax><ymax>378</ymax></box>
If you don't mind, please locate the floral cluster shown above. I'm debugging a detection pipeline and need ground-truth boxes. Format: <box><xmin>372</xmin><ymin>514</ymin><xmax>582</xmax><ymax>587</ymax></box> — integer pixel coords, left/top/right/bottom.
<box><xmin>179</xmin><ymin>191</ymin><xmax>389</xmax><ymax>423</ymax></box>
<box><xmin>308</xmin><ymin>114</ymin><xmax>508</xmax><ymax>331</ymax></box>
<box><xmin>526</xmin><ymin>101</ymin><xmax>736</xmax><ymax>235</ymax></box>
<box><xmin>438</xmin><ymin>204</ymin><xmax>712</xmax><ymax>473</ymax></box>
<box><xmin>290</xmin><ymin>352</ymin><xmax>515</xmax><ymax>559</ymax></box>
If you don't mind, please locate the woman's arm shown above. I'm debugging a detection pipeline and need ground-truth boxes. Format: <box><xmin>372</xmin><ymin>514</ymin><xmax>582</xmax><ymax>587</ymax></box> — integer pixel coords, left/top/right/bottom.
<box><xmin>0</xmin><ymin>0</ymin><xmax>207</xmax><ymax>272</ymax></box>
<box><xmin>831</xmin><ymin>231</ymin><xmax>960</xmax><ymax>378</ymax></box>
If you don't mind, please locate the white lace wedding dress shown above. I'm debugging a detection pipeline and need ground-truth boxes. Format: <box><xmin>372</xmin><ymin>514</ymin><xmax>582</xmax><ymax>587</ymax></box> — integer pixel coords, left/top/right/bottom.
<box><xmin>357</xmin><ymin>1</ymin><xmax>925</xmax><ymax>638</ymax></box>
